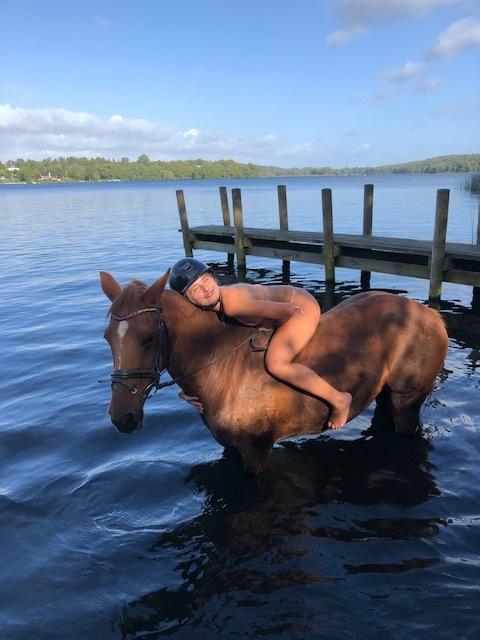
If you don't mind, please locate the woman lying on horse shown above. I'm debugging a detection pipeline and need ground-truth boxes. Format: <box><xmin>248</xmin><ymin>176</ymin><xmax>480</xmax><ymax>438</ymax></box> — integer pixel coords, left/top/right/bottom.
<box><xmin>169</xmin><ymin>258</ymin><xmax>352</xmax><ymax>428</ymax></box>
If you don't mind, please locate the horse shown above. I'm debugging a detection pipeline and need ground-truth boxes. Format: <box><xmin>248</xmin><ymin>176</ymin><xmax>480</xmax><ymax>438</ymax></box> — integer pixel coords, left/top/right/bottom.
<box><xmin>99</xmin><ymin>270</ymin><xmax>448</xmax><ymax>473</ymax></box>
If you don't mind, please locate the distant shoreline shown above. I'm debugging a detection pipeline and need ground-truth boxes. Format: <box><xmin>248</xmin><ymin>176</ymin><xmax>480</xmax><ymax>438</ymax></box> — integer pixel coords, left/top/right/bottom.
<box><xmin>1</xmin><ymin>153</ymin><xmax>479</xmax><ymax>185</ymax></box>
<box><xmin>0</xmin><ymin>170</ymin><xmax>477</xmax><ymax>187</ymax></box>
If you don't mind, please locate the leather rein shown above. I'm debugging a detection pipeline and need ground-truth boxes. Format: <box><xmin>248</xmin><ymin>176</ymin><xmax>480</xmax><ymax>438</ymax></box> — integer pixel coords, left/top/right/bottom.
<box><xmin>99</xmin><ymin>307</ymin><xmax>272</xmax><ymax>403</ymax></box>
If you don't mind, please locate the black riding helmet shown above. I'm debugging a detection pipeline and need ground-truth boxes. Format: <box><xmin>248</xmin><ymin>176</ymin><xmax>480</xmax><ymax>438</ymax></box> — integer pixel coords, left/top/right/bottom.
<box><xmin>169</xmin><ymin>258</ymin><xmax>212</xmax><ymax>294</ymax></box>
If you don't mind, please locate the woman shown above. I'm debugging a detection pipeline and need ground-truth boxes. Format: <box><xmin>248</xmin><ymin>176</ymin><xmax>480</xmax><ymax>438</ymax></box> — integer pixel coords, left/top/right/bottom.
<box><xmin>169</xmin><ymin>258</ymin><xmax>352</xmax><ymax>428</ymax></box>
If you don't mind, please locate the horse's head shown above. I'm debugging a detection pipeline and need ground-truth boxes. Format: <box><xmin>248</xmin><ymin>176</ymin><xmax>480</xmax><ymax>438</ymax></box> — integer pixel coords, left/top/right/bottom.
<box><xmin>100</xmin><ymin>270</ymin><xmax>170</xmax><ymax>433</ymax></box>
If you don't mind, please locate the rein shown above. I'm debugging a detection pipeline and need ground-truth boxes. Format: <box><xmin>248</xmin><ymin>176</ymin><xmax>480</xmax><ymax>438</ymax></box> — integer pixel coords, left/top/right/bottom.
<box><xmin>99</xmin><ymin>307</ymin><xmax>272</xmax><ymax>403</ymax></box>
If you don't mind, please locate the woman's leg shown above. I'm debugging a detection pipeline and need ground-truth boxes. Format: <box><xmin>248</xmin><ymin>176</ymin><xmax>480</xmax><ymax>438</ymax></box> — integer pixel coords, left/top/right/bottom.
<box><xmin>265</xmin><ymin>290</ymin><xmax>352</xmax><ymax>428</ymax></box>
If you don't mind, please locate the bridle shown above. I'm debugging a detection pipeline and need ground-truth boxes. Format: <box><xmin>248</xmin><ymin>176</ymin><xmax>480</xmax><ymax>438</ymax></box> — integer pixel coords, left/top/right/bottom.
<box><xmin>99</xmin><ymin>307</ymin><xmax>273</xmax><ymax>404</ymax></box>
<box><xmin>99</xmin><ymin>307</ymin><xmax>174</xmax><ymax>402</ymax></box>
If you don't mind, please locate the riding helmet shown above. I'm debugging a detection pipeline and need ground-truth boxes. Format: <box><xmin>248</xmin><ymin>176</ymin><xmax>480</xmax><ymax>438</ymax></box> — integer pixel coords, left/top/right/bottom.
<box><xmin>168</xmin><ymin>258</ymin><xmax>212</xmax><ymax>294</ymax></box>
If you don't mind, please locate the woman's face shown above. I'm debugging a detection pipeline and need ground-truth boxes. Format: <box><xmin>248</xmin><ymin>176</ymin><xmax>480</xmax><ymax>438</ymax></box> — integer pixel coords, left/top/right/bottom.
<box><xmin>185</xmin><ymin>273</ymin><xmax>220</xmax><ymax>306</ymax></box>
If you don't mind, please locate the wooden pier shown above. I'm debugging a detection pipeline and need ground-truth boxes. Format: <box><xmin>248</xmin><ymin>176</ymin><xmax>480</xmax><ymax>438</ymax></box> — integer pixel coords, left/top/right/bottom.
<box><xmin>176</xmin><ymin>185</ymin><xmax>480</xmax><ymax>306</ymax></box>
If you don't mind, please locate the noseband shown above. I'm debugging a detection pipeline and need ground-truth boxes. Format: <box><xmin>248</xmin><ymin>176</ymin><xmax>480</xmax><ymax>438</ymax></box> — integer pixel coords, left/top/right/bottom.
<box><xmin>102</xmin><ymin>307</ymin><xmax>174</xmax><ymax>402</ymax></box>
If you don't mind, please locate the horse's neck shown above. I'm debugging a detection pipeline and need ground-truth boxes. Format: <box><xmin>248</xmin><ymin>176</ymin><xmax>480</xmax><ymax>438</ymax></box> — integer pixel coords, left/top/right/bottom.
<box><xmin>161</xmin><ymin>290</ymin><xmax>232</xmax><ymax>381</ymax></box>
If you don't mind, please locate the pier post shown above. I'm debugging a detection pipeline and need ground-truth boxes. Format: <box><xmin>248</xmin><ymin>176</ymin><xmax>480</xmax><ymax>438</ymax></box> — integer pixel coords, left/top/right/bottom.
<box><xmin>322</xmin><ymin>188</ymin><xmax>335</xmax><ymax>285</ymax></box>
<box><xmin>428</xmin><ymin>189</ymin><xmax>450</xmax><ymax>304</ymax></box>
<box><xmin>360</xmin><ymin>184</ymin><xmax>374</xmax><ymax>289</ymax></box>
<box><xmin>219</xmin><ymin>186</ymin><xmax>234</xmax><ymax>269</ymax></box>
<box><xmin>176</xmin><ymin>189</ymin><xmax>193</xmax><ymax>257</ymax></box>
<box><xmin>232</xmin><ymin>188</ymin><xmax>246</xmax><ymax>272</ymax></box>
<box><xmin>277</xmin><ymin>185</ymin><xmax>290</xmax><ymax>279</ymax></box>
<box><xmin>472</xmin><ymin>203</ymin><xmax>480</xmax><ymax>312</ymax></box>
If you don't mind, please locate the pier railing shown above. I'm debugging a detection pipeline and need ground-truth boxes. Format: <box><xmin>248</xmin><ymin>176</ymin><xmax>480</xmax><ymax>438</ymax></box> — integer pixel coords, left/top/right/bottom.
<box><xmin>176</xmin><ymin>185</ymin><xmax>480</xmax><ymax>307</ymax></box>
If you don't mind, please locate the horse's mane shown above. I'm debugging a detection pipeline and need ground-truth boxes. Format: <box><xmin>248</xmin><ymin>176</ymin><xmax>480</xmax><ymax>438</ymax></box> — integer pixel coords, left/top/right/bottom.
<box><xmin>108</xmin><ymin>280</ymin><xmax>147</xmax><ymax>317</ymax></box>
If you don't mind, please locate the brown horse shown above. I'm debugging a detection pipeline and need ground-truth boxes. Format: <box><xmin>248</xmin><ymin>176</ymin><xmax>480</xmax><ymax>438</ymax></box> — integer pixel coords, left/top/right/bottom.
<box><xmin>100</xmin><ymin>270</ymin><xmax>448</xmax><ymax>473</ymax></box>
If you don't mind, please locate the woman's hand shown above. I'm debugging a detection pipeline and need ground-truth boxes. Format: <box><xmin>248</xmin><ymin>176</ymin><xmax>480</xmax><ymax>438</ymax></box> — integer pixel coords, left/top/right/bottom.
<box><xmin>178</xmin><ymin>390</ymin><xmax>204</xmax><ymax>413</ymax></box>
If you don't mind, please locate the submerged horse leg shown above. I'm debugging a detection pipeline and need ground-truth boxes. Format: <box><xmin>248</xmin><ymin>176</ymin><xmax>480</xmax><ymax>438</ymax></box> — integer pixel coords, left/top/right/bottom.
<box><xmin>366</xmin><ymin>386</ymin><xmax>427</xmax><ymax>438</ymax></box>
<box><xmin>236</xmin><ymin>433</ymin><xmax>274</xmax><ymax>474</ymax></box>
<box><xmin>389</xmin><ymin>390</ymin><xmax>428</xmax><ymax>436</ymax></box>
<box><xmin>364</xmin><ymin>386</ymin><xmax>396</xmax><ymax>438</ymax></box>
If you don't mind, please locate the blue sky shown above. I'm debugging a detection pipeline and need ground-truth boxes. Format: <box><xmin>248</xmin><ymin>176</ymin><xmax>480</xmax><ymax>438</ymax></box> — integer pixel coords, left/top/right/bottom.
<box><xmin>1</xmin><ymin>0</ymin><xmax>479</xmax><ymax>167</ymax></box>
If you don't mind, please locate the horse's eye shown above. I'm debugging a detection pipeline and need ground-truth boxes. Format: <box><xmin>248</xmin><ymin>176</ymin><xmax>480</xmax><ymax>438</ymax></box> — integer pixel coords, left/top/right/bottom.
<box><xmin>143</xmin><ymin>334</ymin><xmax>155</xmax><ymax>347</ymax></box>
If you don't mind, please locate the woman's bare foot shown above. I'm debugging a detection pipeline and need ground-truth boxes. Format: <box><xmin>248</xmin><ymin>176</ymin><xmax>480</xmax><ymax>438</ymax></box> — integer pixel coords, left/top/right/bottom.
<box><xmin>328</xmin><ymin>392</ymin><xmax>352</xmax><ymax>429</ymax></box>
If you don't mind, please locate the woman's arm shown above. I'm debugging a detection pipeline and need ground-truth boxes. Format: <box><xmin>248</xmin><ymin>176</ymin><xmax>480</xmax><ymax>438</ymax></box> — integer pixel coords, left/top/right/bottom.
<box><xmin>221</xmin><ymin>288</ymin><xmax>300</xmax><ymax>323</ymax></box>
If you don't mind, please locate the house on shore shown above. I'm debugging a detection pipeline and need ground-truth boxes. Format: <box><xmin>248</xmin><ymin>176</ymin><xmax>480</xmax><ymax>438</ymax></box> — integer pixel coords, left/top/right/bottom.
<box><xmin>38</xmin><ymin>172</ymin><xmax>61</xmax><ymax>181</ymax></box>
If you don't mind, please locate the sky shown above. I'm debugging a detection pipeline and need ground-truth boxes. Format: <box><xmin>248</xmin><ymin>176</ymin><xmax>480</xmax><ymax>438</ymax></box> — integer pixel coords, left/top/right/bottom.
<box><xmin>0</xmin><ymin>0</ymin><xmax>479</xmax><ymax>168</ymax></box>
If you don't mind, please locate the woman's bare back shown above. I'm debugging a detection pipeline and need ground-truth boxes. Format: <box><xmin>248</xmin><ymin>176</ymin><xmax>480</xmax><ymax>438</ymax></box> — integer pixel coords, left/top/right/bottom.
<box><xmin>221</xmin><ymin>284</ymin><xmax>304</xmax><ymax>327</ymax></box>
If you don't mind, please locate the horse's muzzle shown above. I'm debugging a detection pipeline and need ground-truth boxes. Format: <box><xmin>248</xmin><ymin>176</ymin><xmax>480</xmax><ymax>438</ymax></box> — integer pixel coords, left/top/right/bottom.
<box><xmin>111</xmin><ymin>411</ymin><xmax>143</xmax><ymax>433</ymax></box>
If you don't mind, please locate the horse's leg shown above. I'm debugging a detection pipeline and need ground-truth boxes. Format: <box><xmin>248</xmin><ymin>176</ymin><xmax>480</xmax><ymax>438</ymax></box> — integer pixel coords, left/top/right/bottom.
<box><xmin>389</xmin><ymin>390</ymin><xmax>428</xmax><ymax>436</ymax></box>
<box><xmin>363</xmin><ymin>386</ymin><xmax>396</xmax><ymax>438</ymax></box>
<box><xmin>237</xmin><ymin>435</ymin><xmax>274</xmax><ymax>474</ymax></box>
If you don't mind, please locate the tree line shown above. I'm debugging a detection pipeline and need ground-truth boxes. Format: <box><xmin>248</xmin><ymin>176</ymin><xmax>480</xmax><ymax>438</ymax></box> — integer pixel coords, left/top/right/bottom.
<box><xmin>1</xmin><ymin>153</ymin><xmax>479</xmax><ymax>183</ymax></box>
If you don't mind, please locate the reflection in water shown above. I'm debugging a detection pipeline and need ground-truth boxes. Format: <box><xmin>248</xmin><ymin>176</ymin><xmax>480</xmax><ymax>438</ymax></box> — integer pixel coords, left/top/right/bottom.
<box><xmin>116</xmin><ymin>427</ymin><xmax>441</xmax><ymax>638</ymax></box>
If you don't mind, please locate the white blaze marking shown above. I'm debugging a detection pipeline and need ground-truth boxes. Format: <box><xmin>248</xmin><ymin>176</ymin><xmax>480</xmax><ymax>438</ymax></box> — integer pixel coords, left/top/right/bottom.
<box><xmin>116</xmin><ymin>320</ymin><xmax>129</xmax><ymax>368</ymax></box>
<box><xmin>117</xmin><ymin>320</ymin><xmax>129</xmax><ymax>339</ymax></box>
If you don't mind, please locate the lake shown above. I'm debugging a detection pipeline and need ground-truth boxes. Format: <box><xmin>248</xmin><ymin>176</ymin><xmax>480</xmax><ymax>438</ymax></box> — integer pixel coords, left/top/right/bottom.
<box><xmin>1</xmin><ymin>174</ymin><xmax>479</xmax><ymax>639</ymax></box>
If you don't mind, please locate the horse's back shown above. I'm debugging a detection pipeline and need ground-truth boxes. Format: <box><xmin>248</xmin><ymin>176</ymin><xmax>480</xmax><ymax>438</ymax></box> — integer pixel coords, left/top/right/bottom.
<box><xmin>313</xmin><ymin>291</ymin><xmax>447</xmax><ymax>395</ymax></box>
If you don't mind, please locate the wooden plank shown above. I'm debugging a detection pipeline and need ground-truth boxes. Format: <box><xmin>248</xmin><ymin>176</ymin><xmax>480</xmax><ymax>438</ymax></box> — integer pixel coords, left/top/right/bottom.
<box><xmin>232</xmin><ymin>188</ymin><xmax>246</xmax><ymax>269</ymax></box>
<box><xmin>472</xmin><ymin>203</ymin><xmax>480</xmax><ymax>310</ymax></box>
<box><xmin>188</xmin><ymin>225</ymin><xmax>480</xmax><ymax>263</ymax></box>
<box><xmin>245</xmin><ymin>245</ymin><xmax>324</xmax><ymax>265</ymax></box>
<box><xmin>429</xmin><ymin>189</ymin><xmax>449</xmax><ymax>302</ymax></box>
<box><xmin>188</xmin><ymin>236</ymin><xmax>480</xmax><ymax>286</ymax></box>
<box><xmin>189</xmin><ymin>226</ymin><xmax>433</xmax><ymax>254</ymax></box>
<box><xmin>446</xmin><ymin>244</ymin><xmax>480</xmax><ymax>260</ymax></box>
<box><xmin>322</xmin><ymin>188</ymin><xmax>335</xmax><ymax>284</ymax></box>
<box><xmin>219</xmin><ymin>186</ymin><xmax>234</xmax><ymax>268</ymax></box>
<box><xmin>219</xmin><ymin>186</ymin><xmax>231</xmax><ymax>225</ymax></box>
<box><xmin>278</xmin><ymin>184</ymin><xmax>290</xmax><ymax>274</ymax></box>
<box><xmin>188</xmin><ymin>223</ymin><xmax>479</xmax><ymax>253</ymax></box>
<box><xmin>444</xmin><ymin>269</ymin><xmax>480</xmax><ymax>287</ymax></box>
<box><xmin>192</xmin><ymin>240</ymin><xmax>238</xmax><ymax>254</ymax></box>
<box><xmin>278</xmin><ymin>185</ymin><xmax>288</xmax><ymax>230</ymax></box>
<box><xmin>361</xmin><ymin>184</ymin><xmax>374</xmax><ymax>288</ymax></box>
<box><xmin>176</xmin><ymin>190</ymin><xmax>193</xmax><ymax>257</ymax></box>
<box><xmin>336</xmin><ymin>256</ymin><xmax>429</xmax><ymax>279</ymax></box>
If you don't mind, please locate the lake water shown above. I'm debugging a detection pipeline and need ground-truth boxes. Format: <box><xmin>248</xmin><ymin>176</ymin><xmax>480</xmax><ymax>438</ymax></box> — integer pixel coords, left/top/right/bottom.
<box><xmin>1</xmin><ymin>174</ymin><xmax>479</xmax><ymax>639</ymax></box>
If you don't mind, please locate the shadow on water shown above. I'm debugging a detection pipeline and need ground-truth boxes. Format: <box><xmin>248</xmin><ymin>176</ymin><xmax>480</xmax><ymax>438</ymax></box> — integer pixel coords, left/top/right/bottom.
<box><xmin>115</xmin><ymin>420</ymin><xmax>442</xmax><ymax>639</ymax></box>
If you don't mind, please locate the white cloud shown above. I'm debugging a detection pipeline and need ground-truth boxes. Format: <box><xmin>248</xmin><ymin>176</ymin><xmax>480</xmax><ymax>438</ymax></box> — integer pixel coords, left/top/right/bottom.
<box><xmin>325</xmin><ymin>26</ymin><xmax>366</xmax><ymax>46</ymax></box>
<box><xmin>418</xmin><ymin>77</ymin><xmax>441</xmax><ymax>90</ymax></box>
<box><xmin>326</xmin><ymin>0</ymin><xmax>459</xmax><ymax>45</ymax></box>
<box><xmin>381</xmin><ymin>60</ymin><xmax>425</xmax><ymax>80</ymax></box>
<box><xmin>286</xmin><ymin>142</ymin><xmax>315</xmax><ymax>155</ymax></box>
<box><xmin>428</xmin><ymin>17</ymin><xmax>480</xmax><ymax>58</ymax></box>
<box><xmin>180</xmin><ymin>128</ymin><xmax>199</xmax><ymax>139</ymax></box>
<box><xmin>350</xmin><ymin>143</ymin><xmax>371</xmax><ymax>155</ymax></box>
<box><xmin>0</xmin><ymin>104</ymin><xmax>313</xmax><ymax>165</ymax></box>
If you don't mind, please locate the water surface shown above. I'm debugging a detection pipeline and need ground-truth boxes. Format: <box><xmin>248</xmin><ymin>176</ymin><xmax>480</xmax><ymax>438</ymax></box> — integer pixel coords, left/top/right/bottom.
<box><xmin>1</xmin><ymin>175</ymin><xmax>479</xmax><ymax>639</ymax></box>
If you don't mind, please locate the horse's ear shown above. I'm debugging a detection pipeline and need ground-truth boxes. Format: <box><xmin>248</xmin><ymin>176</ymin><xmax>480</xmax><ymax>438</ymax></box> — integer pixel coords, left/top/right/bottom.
<box><xmin>141</xmin><ymin>269</ymin><xmax>171</xmax><ymax>306</ymax></box>
<box><xmin>100</xmin><ymin>271</ymin><xmax>122</xmax><ymax>302</ymax></box>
